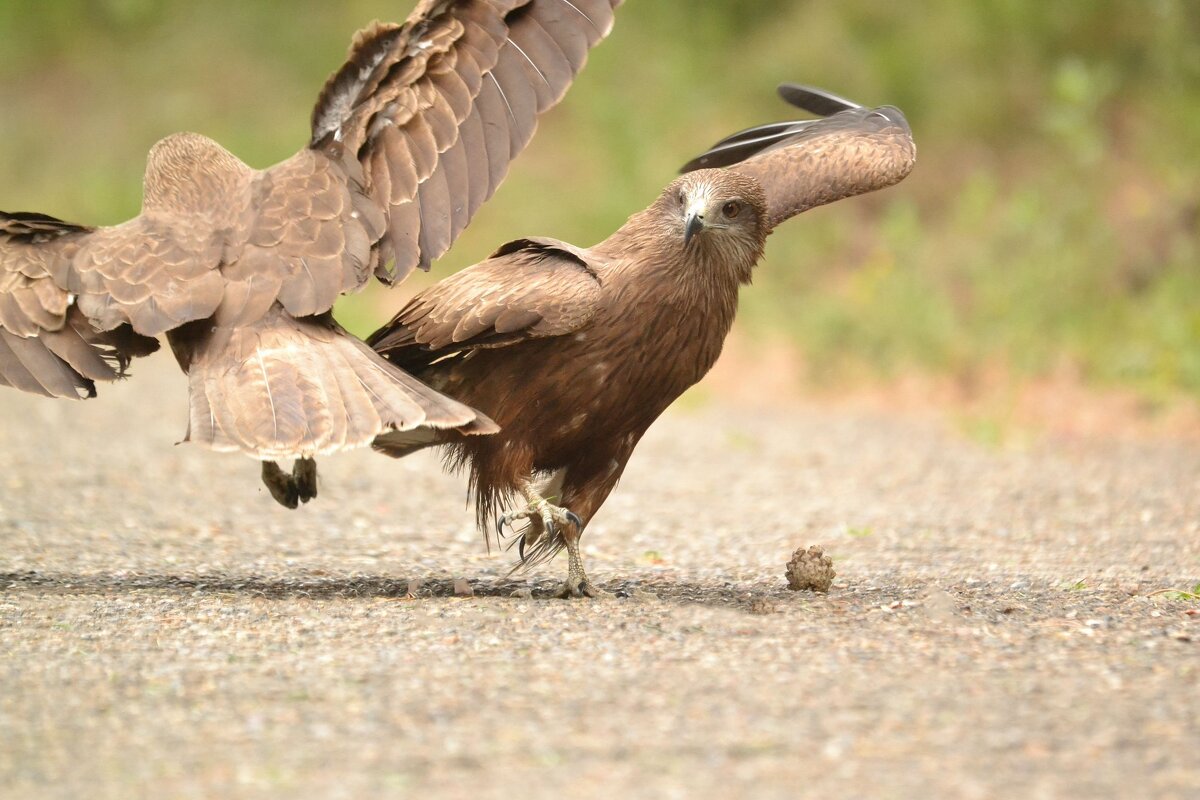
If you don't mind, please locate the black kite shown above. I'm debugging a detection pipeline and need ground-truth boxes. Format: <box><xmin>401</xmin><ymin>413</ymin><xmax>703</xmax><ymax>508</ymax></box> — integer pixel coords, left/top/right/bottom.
<box><xmin>369</xmin><ymin>85</ymin><xmax>918</xmax><ymax>597</ymax></box>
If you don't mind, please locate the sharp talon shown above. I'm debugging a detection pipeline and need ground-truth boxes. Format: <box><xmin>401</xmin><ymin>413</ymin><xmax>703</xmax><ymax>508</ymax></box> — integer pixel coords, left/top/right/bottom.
<box><xmin>517</xmin><ymin>534</ymin><xmax>527</xmax><ymax>562</ymax></box>
<box><xmin>566</xmin><ymin>511</ymin><xmax>583</xmax><ymax>529</ymax></box>
<box><xmin>496</xmin><ymin>514</ymin><xmax>507</xmax><ymax>538</ymax></box>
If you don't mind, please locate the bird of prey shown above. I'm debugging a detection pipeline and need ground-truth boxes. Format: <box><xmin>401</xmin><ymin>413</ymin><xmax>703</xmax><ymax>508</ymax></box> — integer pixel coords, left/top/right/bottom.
<box><xmin>0</xmin><ymin>0</ymin><xmax>620</xmax><ymax>507</ymax></box>
<box><xmin>368</xmin><ymin>84</ymin><xmax>917</xmax><ymax>597</ymax></box>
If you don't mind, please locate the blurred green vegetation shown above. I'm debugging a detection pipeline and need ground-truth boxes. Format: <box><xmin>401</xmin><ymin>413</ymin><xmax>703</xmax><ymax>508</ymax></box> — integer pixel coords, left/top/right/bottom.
<box><xmin>1</xmin><ymin>0</ymin><xmax>1198</xmax><ymax>400</ymax></box>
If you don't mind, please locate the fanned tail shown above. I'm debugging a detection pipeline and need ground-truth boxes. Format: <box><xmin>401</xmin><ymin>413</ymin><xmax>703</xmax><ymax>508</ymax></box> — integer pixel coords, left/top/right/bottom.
<box><xmin>175</xmin><ymin>307</ymin><xmax>496</xmax><ymax>460</ymax></box>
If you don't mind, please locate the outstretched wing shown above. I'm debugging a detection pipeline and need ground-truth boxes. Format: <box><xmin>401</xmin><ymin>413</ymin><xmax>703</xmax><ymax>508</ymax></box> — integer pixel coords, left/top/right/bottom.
<box><xmin>0</xmin><ymin>212</ymin><xmax>159</xmax><ymax>398</ymax></box>
<box><xmin>683</xmin><ymin>84</ymin><xmax>917</xmax><ymax>229</ymax></box>
<box><xmin>734</xmin><ymin>105</ymin><xmax>915</xmax><ymax>229</ymax></box>
<box><xmin>310</xmin><ymin>0</ymin><xmax>621</xmax><ymax>283</ymax></box>
<box><xmin>368</xmin><ymin>236</ymin><xmax>602</xmax><ymax>372</ymax></box>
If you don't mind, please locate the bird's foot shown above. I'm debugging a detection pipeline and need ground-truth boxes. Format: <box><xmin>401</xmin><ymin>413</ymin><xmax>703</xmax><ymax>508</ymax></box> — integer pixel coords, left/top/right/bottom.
<box><xmin>553</xmin><ymin>574</ymin><xmax>611</xmax><ymax>599</ymax></box>
<box><xmin>262</xmin><ymin>461</ymin><xmax>298</xmax><ymax>508</ymax></box>
<box><xmin>293</xmin><ymin>457</ymin><xmax>318</xmax><ymax>504</ymax></box>
<box><xmin>261</xmin><ymin>458</ymin><xmax>318</xmax><ymax>509</ymax></box>
<box><xmin>552</xmin><ymin>527</ymin><xmax>611</xmax><ymax>600</ymax></box>
<box><xmin>496</xmin><ymin>479</ymin><xmax>607</xmax><ymax>598</ymax></box>
<box><xmin>496</xmin><ymin>497</ymin><xmax>582</xmax><ymax>562</ymax></box>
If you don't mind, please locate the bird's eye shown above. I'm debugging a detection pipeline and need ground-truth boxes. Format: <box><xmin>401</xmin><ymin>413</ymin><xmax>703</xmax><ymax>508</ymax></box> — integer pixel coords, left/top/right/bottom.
<box><xmin>722</xmin><ymin>201</ymin><xmax>741</xmax><ymax>218</ymax></box>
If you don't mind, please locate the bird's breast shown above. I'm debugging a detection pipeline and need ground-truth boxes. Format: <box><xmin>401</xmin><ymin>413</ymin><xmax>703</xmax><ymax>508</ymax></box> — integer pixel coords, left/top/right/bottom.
<box><xmin>443</xmin><ymin>271</ymin><xmax>741</xmax><ymax>468</ymax></box>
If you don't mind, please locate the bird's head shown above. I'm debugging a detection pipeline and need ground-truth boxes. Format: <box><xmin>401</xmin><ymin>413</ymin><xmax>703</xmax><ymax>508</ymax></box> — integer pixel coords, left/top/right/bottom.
<box><xmin>659</xmin><ymin>170</ymin><xmax>767</xmax><ymax>282</ymax></box>
<box><xmin>142</xmin><ymin>132</ymin><xmax>252</xmax><ymax>215</ymax></box>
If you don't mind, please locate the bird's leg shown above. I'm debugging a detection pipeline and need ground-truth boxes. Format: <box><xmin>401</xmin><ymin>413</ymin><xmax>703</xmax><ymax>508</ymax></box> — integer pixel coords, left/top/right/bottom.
<box><xmin>555</xmin><ymin>521</ymin><xmax>608</xmax><ymax>600</ymax></box>
<box><xmin>496</xmin><ymin>478</ymin><xmax>606</xmax><ymax>598</ymax></box>
<box><xmin>260</xmin><ymin>458</ymin><xmax>318</xmax><ymax>509</ymax></box>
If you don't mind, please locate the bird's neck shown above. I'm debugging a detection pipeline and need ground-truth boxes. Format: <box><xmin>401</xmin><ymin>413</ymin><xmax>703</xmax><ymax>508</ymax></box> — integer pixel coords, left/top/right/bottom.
<box><xmin>593</xmin><ymin>223</ymin><xmax>746</xmax><ymax>382</ymax></box>
<box><xmin>595</xmin><ymin>212</ymin><xmax>755</xmax><ymax>317</ymax></box>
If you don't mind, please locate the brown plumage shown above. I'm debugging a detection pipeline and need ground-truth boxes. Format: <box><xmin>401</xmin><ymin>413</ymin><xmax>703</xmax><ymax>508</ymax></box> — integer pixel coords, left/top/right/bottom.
<box><xmin>0</xmin><ymin>0</ymin><xmax>620</xmax><ymax>507</ymax></box>
<box><xmin>369</xmin><ymin>85</ymin><xmax>917</xmax><ymax>597</ymax></box>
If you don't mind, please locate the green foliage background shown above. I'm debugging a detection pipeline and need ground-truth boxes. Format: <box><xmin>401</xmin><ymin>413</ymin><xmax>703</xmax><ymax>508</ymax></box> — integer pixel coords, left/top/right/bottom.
<box><xmin>1</xmin><ymin>0</ymin><xmax>1197</xmax><ymax>399</ymax></box>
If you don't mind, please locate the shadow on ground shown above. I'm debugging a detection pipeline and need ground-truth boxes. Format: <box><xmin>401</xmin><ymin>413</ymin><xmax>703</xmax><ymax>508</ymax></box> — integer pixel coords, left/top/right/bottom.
<box><xmin>0</xmin><ymin>569</ymin><xmax>803</xmax><ymax>609</ymax></box>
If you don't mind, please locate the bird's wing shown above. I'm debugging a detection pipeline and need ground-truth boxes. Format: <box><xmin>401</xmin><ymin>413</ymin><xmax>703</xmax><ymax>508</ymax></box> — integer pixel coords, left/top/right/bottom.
<box><xmin>67</xmin><ymin>214</ymin><xmax>229</xmax><ymax>338</ymax></box>
<box><xmin>310</xmin><ymin>0</ymin><xmax>621</xmax><ymax>284</ymax></box>
<box><xmin>732</xmin><ymin>105</ymin><xmax>916</xmax><ymax>229</ymax></box>
<box><xmin>217</xmin><ymin>150</ymin><xmax>387</xmax><ymax>326</ymax></box>
<box><xmin>58</xmin><ymin>148</ymin><xmax>383</xmax><ymax>344</ymax></box>
<box><xmin>368</xmin><ymin>236</ymin><xmax>601</xmax><ymax>360</ymax></box>
<box><xmin>682</xmin><ymin>85</ymin><xmax>916</xmax><ymax>229</ymax></box>
<box><xmin>0</xmin><ymin>212</ymin><xmax>159</xmax><ymax>398</ymax></box>
<box><xmin>0</xmin><ymin>213</ymin><xmax>81</xmax><ymax>340</ymax></box>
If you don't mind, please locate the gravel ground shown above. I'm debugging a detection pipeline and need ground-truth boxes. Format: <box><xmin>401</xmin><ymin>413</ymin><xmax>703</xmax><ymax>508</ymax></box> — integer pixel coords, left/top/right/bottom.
<box><xmin>1</xmin><ymin>356</ymin><xmax>1197</xmax><ymax>799</ymax></box>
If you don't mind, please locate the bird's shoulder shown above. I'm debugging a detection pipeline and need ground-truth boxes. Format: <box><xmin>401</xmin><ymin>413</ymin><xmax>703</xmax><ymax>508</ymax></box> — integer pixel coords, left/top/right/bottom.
<box><xmin>370</xmin><ymin>236</ymin><xmax>604</xmax><ymax>354</ymax></box>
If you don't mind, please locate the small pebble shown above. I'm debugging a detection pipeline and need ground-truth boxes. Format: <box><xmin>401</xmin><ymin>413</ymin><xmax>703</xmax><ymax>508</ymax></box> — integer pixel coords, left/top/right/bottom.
<box><xmin>785</xmin><ymin>545</ymin><xmax>836</xmax><ymax>593</ymax></box>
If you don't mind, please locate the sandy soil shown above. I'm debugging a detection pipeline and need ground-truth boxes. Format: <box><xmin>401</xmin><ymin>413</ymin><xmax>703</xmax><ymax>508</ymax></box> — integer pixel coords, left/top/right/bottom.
<box><xmin>1</xmin><ymin>355</ymin><xmax>1197</xmax><ymax>799</ymax></box>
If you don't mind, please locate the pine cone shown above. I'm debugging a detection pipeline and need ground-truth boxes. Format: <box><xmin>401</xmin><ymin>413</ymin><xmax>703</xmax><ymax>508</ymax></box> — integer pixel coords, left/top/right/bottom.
<box><xmin>785</xmin><ymin>545</ymin><xmax>836</xmax><ymax>593</ymax></box>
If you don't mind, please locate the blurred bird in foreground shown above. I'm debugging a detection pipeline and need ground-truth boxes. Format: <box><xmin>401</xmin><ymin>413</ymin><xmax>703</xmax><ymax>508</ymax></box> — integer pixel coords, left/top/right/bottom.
<box><xmin>369</xmin><ymin>85</ymin><xmax>917</xmax><ymax>597</ymax></box>
<box><xmin>0</xmin><ymin>0</ymin><xmax>621</xmax><ymax>507</ymax></box>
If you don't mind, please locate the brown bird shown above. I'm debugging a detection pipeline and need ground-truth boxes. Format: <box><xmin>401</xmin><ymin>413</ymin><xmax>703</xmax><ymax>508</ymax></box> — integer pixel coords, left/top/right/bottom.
<box><xmin>0</xmin><ymin>0</ymin><xmax>620</xmax><ymax>507</ymax></box>
<box><xmin>368</xmin><ymin>85</ymin><xmax>917</xmax><ymax>597</ymax></box>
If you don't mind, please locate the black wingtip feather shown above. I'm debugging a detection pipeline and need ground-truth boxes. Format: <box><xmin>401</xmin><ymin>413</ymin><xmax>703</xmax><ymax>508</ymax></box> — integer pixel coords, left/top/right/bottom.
<box><xmin>776</xmin><ymin>83</ymin><xmax>864</xmax><ymax>115</ymax></box>
<box><xmin>681</xmin><ymin>82</ymin><xmax>874</xmax><ymax>173</ymax></box>
<box><xmin>0</xmin><ymin>210</ymin><xmax>93</xmax><ymax>242</ymax></box>
<box><xmin>679</xmin><ymin>121</ymin><xmax>821</xmax><ymax>172</ymax></box>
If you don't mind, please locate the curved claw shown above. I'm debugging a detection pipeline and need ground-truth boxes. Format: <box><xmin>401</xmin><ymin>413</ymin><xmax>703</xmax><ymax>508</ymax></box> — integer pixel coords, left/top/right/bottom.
<box><xmin>496</xmin><ymin>514</ymin><xmax>507</xmax><ymax>538</ymax></box>
<box><xmin>517</xmin><ymin>533</ymin><xmax>527</xmax><ymax>562</ymax></box>
<box><xmin>566</xmin><ymin>510</ymin><xmax>583</xmax><ymax>530</ymax></box>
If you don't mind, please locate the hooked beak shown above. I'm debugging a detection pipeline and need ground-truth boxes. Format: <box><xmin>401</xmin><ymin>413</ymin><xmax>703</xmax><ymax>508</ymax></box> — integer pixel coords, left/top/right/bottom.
<box><xmin>684</xmin><ymin>212</ymin><xmax>705</xmax><ymax>247</ymax></box>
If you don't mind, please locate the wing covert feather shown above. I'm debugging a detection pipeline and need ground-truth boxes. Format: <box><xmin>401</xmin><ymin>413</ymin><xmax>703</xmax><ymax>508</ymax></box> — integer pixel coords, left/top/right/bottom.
<box><xmin>369</xmin><ymin>236</ymin><xmax>601</xmax><ymax>355</ymax></box>
<box><xmin>0</xmin><ymin>212</ymin><xmax>158</xmax><ymax>398</ymax></box>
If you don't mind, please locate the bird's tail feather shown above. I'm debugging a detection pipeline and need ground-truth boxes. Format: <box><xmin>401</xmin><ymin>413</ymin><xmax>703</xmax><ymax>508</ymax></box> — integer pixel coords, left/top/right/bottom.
<box><xmin>180</xmin><ymin>309</ymin><xmax>496</xmax><ymax>460</ymax></box>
